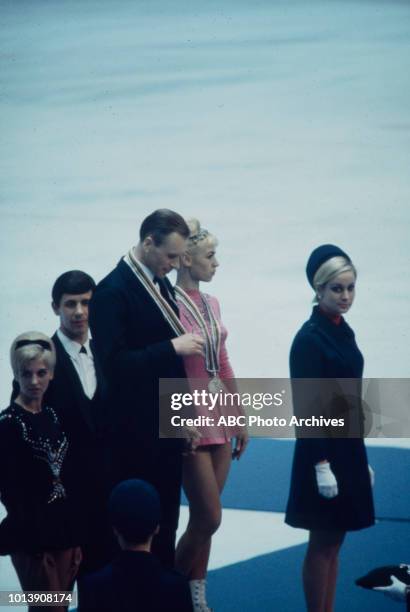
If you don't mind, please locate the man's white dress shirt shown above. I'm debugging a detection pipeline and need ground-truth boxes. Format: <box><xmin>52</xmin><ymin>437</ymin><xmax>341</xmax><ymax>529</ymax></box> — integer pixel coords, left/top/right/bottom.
<box><xmin>56</xmin><ymin>329</ymin><xmax>97</xmax><ymax>399</ymax></box>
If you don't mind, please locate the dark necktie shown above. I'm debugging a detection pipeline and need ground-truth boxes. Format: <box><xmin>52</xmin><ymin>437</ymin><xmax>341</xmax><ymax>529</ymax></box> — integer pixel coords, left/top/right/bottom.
<box><xmin>154</xmin><ymin>277</ymin><xmax>179</xmax><ymax>316</ymax></box>
<box><xmin>79</xmin><ymin>345</ymin><xmax>87</xmax><ymax>355</ymax></box>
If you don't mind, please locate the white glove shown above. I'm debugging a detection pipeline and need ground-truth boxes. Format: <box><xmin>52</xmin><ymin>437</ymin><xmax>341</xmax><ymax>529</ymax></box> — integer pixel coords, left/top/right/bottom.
<box><xmin>368</xmin><ymin>465</ymin><xmax>375</xmax><ymax>488</ymax></box>
<box><xmin>374</xmin><ymin>575</ymin><xmax>407</xmax><ymax>601</ymax></box>
<box><xmin>315</xmin><ymin>462</ymin><xmax>338</xmax><ymax>498</ymax></box>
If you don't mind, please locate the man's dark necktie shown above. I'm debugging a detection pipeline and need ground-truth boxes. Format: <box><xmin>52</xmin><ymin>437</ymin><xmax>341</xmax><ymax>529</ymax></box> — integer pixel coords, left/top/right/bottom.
<box><xmin>154</xmin><ymin>277</ymin><xmax>179</xmax><ymax>316</ymax></box>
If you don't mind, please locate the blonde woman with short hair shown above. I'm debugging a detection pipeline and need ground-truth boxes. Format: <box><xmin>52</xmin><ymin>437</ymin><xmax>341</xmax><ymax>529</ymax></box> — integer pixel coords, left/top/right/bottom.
<box><xmin>0</xmin><ymin>332</ymin><xmax>82</xmax><ymax>612</ymax></box>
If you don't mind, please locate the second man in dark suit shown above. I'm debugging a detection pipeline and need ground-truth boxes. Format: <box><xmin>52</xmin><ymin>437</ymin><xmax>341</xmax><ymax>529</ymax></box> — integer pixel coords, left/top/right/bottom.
<box><xmin>48</xmin><ymin>270</ymin><xmax>113</xmax><ymax>575</ymax></box>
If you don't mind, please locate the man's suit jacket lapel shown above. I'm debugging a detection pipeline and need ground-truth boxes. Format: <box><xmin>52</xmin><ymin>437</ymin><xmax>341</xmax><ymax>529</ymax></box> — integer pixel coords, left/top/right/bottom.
<box><xmin>52</xmin><ymin>332</ymin><xmax>96</xmax><ymax>434</ymax></box>
<box><xmin>90</xmin><ymin>339</ymin><xmax>107</xmax><ymax>398</ymax></box>
<box><xmin>118</xmin><ymin>259</ymin><xmax>180</xmax><ymax>325</ymax></box>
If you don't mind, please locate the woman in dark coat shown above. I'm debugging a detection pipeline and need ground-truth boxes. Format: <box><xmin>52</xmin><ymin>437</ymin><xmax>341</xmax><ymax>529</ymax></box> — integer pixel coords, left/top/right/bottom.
<box><xmin>285</xmin><ymin>245</ymin><xmax>375</xmax><ymax>612</ymax></box>
<box><xmin>0</xmin><ymin>332</ymin><xmax>82</xmax><ymax>612</ymax></box>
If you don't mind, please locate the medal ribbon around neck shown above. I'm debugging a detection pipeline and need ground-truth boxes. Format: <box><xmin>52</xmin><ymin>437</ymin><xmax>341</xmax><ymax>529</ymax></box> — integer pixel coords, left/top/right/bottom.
<box><xmin>125</xmin><ymin>249</ymin><xmax>185</xmax><ymax>337</ymax></box>
<box><xmin>175</xmin><ymin>286</ymin><xmax>221</xmax><ymax>378</ymax></box>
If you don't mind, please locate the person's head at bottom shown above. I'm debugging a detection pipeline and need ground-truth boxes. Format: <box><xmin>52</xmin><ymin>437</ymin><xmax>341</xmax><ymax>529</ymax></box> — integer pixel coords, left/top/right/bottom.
<box><xmin>109</xmin><ymin>479</ymin><xmax>161</xmax><ymax>552</ymax></box>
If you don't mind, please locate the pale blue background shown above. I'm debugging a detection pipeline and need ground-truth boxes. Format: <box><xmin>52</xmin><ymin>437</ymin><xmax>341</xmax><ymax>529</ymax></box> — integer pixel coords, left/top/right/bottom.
<box><xmin>1</xmin><ymin>1</ymin><xmax>409</xmax><ymax>607</ymax></box>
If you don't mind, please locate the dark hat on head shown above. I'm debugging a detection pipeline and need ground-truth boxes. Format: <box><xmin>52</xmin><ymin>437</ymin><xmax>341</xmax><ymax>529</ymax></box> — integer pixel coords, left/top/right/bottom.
<box><xmin>306</xmin><ymin>244</ymin><xmax>351</xmax><ymax>288</ymax></box>
<box><xmin>356</xmin><ymin>564</ymin><xmax>410</xmax><ymax>590</ymax></box>
<box><xmin>109</xmin><ymin>479</ymin><xmax>161</xmax><ymax>543</ymax></box>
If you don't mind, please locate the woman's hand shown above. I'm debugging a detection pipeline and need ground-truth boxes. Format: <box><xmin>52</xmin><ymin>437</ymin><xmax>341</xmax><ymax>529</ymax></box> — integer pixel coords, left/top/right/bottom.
<box><xmin>315</xmin><ymin>461</ymin><xmax>338</xmax><ymax>498</ymax></box>
<box><xmin>182</xmin><ymin>425</ymin><xmax>202</xmax><ymax>455</ymax></box>
<box><xmin>232</xmin><ymin>430</ymin><xmax>249</xmax><ymax>460</ymax></box>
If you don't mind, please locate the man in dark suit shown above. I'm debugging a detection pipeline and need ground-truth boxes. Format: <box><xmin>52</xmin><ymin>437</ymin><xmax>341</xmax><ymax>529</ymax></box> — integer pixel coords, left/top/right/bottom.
<box><xmin>78</xmin><ymin>479</ymin><xmax>193</xmax><ymax>612</ymax></box>
<box><xmin>48</xmin><ymin>270</ymin><xmax>113</xmax><ymax>574</ymax></box>
<box><xmin>89</xmin><ymin>209</ymin><xmax>204</xmax><ymax>568</ymax></box>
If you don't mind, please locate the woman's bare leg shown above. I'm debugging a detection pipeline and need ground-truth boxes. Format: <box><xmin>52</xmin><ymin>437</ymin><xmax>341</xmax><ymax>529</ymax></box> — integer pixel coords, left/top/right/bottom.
<box><xmin>11</xmin><ymin>548</ymin><xmax>81</xmax><ymax>612</ymax></box>
<box><xmin>190</xmin><ymin>443</ymin><xmax>232</xmax><ymax>578</ymax></box>
<box><xmin>303</xmin><ymin>530</ymin><xmax>345</xmax><ymax>612</ymax></box>
<box><xmin>52</xmin><ymin>546</ymin><xmax>82</xmax><ymax>592</ymax></box>
<box><xmin>175</xmin><ymin>443</ymin><xmax>231</xmax><ymax>578</ymax></box>
<box><xmin>323</xmin><ymin>540</ymin><xmax>344</xmax><ymax>612</ymax></box>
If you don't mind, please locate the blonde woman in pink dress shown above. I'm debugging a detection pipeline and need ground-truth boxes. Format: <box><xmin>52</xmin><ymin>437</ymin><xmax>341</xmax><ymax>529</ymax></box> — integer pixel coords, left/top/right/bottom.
<box><xmin>175</xmin><ymin>219</ymin><xmax>248</xmax><ymax>612</ymax></box>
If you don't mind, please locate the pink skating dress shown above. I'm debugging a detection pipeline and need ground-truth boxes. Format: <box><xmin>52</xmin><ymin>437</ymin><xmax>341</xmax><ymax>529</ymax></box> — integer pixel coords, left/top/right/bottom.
<box><xmin>177</xmin><ymin>289</ymin><xmax>238</xmax><ymax>446</ymax></box>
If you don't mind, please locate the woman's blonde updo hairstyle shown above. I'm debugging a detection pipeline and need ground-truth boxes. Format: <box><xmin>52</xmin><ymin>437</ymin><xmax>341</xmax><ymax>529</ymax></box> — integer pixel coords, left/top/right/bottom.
<box><xmin>313</xmin><ymin>256</ymin><xmax>357</xmax><ymax>303</ymax></box>
<box><xmin>10</xmin><ymin>331</ymin><xmax>56</xmax><ymax>378</ymax></box>
<box><xmin>185</xmin><ymin>218</ymin><xmax>218</xmax><ymax>254</ymax></box>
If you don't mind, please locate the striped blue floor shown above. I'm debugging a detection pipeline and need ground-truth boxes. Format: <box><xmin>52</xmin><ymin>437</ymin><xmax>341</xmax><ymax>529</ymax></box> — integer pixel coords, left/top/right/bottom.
<box><xmin>207</xmin><ymin>520</ymin><xmax>409</xmax><ymax>611</ymax></box>
<box><xmin>181</xmin><ymin>440</ymin><xmax>410</xmax><ymax>611</ymax></box>
<box><xmin>1</xmin><ymin>441</ymin><xmax>408</xmax><ymax>611</ymax></box>
<box><xmin>212</xmin><ymin>440</ymin><xmax>410</xmax><ymax>519</ymax></box>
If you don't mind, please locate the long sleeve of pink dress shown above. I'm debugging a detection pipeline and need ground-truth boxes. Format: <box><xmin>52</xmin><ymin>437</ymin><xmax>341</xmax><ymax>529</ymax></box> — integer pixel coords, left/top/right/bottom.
<box><xmin>177</xmin><ymin>289</ymin><xmax>238</xmax><ymax>445</ymax></box>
